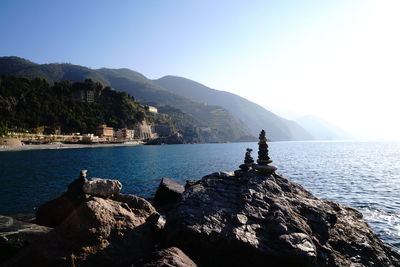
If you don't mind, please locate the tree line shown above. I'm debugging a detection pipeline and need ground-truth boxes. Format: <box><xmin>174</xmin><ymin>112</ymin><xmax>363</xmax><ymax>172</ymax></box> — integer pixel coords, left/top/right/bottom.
<box><xmin>0</xmin><ymin>76</ymin><xmax>152</xmax><ymax>135</ymax></box>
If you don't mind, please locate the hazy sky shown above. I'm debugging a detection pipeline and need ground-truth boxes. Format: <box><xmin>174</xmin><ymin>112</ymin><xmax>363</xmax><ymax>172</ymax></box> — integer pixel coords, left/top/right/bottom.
<box><xmin>1</xmin><ymin>0</ymin><xmax>399</xmax><ymax>140</ymax></box>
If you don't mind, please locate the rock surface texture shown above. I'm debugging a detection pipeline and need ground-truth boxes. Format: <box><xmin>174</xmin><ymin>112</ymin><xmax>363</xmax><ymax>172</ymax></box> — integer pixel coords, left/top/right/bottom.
<box><xmin>166</xmin><ymin>171</ymin><xmax>400</xmax><ymax>267</ymax></box>
<box><xmin>4</xmin><ymin>166</ymin><xmax>400</xmax><ymax>267</ymax></box>
<box><xmin>154</xmin><ymin>178</ymin><xmax>185</xmax><ymax>206</ymax></box>
<box><xmin>82</xmin><ymin>178</ymin><xmax>122</xmax><ymax>197</ymax></box>
<box><xmin>5</xmin><ymin>172</ymin><xmax>163</xmax><ymax>267</ymax></box>
<box><xmin>143</xmin><ymin>247</ymin><xmax>197</xmax><ymax>267</ymax></box>
<box><xmin>0</xmin><ymin>216</ymin><xmax>52</xmax><ymax>262</ymax></box>
<box><xmin>5</xmin><ymin>194</ymin><xmax>159</xmax><ymax>266</ymax></box>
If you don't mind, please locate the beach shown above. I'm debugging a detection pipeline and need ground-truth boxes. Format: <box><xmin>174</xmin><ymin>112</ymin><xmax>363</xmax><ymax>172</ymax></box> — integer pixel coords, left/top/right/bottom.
<box><xmin>0</xmin><ymin>141</ymin><xmax>144</xmax><ymax>152</ymax></box>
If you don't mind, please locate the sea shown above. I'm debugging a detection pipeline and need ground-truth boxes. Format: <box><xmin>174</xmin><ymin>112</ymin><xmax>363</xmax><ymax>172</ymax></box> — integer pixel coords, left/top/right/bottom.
<box><xmin>0</xmin><ymin>141</ymin><xmax>399</xmax><ymax>250</ymax></box>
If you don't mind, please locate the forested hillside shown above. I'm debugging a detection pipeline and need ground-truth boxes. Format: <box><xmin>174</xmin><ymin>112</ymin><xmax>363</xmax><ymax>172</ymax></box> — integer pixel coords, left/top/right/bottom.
<box><xmin>0</xmin><ymin>76</ymin><xmax>150</xmax><ymax>134</ymax></box>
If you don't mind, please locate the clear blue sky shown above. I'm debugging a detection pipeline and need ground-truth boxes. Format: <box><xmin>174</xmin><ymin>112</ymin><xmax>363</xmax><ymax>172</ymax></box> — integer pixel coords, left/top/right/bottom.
<box><xmin>1</xmin><ymin>0</ymin><xmax>400</xmax><ymax>139</ymax></box>
<box><xmin>1</xmin><ymin>0</ymin><xmax>306</xmax><ymax>76</ymax></box>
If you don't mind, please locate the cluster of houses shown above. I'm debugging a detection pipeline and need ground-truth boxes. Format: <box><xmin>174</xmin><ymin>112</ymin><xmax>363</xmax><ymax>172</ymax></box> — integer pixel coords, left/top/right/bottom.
<box><xmin>80</xmin><ymin>122</ymin><xmax>155</xmax><ymax>144</ymax></box>
<box><xmin>2</xmin><ymin>105</ymin><xmax>179</xmax><ymax>145</ymax></box>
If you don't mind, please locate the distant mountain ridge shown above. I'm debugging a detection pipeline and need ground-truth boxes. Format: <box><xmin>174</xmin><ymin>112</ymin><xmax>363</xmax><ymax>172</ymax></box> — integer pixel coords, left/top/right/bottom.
<box><xmin>0</xmin><ymin>56</ymin><xmax>315</xmax><ymax>141</ymax></box>
<box><xmin>154</xmin><ymin>76</ymin><xmax>313</xmax><ymax>141</ymax></box>
<box><xmin>295</xmin><ymin>115</ymin><xmax>352</xmax><ymax>140</ymax></box>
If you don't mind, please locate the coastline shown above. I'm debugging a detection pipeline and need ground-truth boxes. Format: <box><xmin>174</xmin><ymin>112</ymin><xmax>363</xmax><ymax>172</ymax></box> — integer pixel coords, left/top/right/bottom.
<box><xmin>0</xmin><ymin>141</ymin><xmax>144</xmax><ymax>152</ymax></box>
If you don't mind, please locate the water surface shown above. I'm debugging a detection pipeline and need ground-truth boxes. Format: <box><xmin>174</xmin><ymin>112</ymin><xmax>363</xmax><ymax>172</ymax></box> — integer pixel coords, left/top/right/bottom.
<box><xmin>0</xmin><ymin>141</ymin><xmax>399</xmax><ymax>249</ymax></box>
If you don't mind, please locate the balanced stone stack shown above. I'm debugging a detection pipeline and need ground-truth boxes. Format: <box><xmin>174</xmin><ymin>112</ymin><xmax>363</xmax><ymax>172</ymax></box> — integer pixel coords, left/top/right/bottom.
<box><xmin>252</xmin><ymin>129</ymin><xmax>277</xmax><ymax>175</ymax></box>
<box><xmin>239</xmin><ymin>148</ymin><xmax>254</xmax><ymax>171</ymax></box>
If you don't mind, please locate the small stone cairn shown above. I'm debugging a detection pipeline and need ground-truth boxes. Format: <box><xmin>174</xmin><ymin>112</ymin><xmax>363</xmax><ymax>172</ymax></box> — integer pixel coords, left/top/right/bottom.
<box><xmin>240</xmin><ymin>129</ymin><xmax>277</xmax><ymax>175</ymax></box>
<box><xmin>239</xmin><ymin>148</ymin><xmax>254</xmax><ymax>171</ymax></box>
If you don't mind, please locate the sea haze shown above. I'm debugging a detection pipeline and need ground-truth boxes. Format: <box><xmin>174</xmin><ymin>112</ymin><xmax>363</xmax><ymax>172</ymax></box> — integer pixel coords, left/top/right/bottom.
<box><xmin>0</xmin><ymin>141</ymin><xmax>399</xmax><ymax>250</ymax></box>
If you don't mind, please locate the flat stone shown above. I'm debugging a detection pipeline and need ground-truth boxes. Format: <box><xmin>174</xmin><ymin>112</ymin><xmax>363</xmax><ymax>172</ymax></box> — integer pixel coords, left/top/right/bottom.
<box><xmin>252</xmin><ymin>164</ymin><xmax>277</xmax><ymax>175</ymax></box>
<box><xmin>82</xmin><ymin>178</ymin><xmax>122</xmax><ymax>197</ymax></box>
<box><xmin>256</xmin><ymin>159</ymin><xmax>273</xmax><ymax>165</ymax></box>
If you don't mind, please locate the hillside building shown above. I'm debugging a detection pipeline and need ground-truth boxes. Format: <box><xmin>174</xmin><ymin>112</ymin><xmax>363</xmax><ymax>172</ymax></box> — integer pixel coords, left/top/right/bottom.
<box><xmin>115</xmin><ymin>128</ymin><xmax>135</xmax><ymax>140</ymax></box>
<box><xmin>96</xmin><ymin>125</ymin><xmax>114</xmax><ymax>139</ymax></box>
<box><xmin>81</xmin><ymin>134</ymin><xmax>99</xmax><ymax>144</ymax></box>
<box><xmin>72</xmin><ymin>89</ymin><xmax>101</xmax><ymax>103</ymax></box>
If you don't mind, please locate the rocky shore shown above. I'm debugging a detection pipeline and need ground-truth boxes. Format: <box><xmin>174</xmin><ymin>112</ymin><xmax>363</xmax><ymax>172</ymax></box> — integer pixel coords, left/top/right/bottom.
<box><xmin>1</xmin><ymin>131</ymin><xmax>399</xmax><ymax>266</ymax></box>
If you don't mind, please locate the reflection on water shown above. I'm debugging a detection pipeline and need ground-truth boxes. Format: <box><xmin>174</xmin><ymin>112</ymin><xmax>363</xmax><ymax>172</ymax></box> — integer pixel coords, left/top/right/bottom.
<box><xmin>0</xmin><ymin>141</ymin><xmax>399</xmax><ymax>249</ymax></box>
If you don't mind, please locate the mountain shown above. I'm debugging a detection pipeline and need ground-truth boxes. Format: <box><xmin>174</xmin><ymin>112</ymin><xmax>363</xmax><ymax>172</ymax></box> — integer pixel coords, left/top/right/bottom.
<box><xmin>0</xmin><ymin>57</ymin><xmax>109</xmax><ymax>85</ymax></box>
<box><xmin>0</xmin><ymin>57</ymin><xmax>253</xmax><ymax>142</ymax></box>
<box><xmin>153</xmin><ymin>76</ymin><xmax>313</xmax><ymax>141</ymax></box>
<box><xmin>295</xmin><ymin>115</ymin><xmax>352</xmax><ymax>140</ymax></box>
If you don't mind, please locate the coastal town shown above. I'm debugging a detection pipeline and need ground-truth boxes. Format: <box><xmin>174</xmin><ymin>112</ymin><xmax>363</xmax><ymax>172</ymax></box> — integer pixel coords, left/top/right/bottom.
<box><xmin>0</xmin><ymin>105</ymin><xmax>179</xmax><ymax>149</ymax></box>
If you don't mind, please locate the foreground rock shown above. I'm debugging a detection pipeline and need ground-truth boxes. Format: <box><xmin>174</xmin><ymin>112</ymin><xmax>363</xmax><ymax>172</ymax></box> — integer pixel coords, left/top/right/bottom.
<box><xmin>166</xmin><ymin>171</ymin><xmax>400</xmax><ymax>267</ymax></box>
<box><xmin>154</xmin><ymin>178</ymin><xmax>184</xmax><ymax>207</ymax></box>
<box><xmin>36</xmin><ymin>170</ymin><xmax>88</xmax><ymax>227</ymax></box>
<box><xmin>4</xmin><ymin>172</ymin><xmax>165</xmax><ymax>266</ymax></box>
<box><xmin>36</xmin><ymin>171</ymin><xmax>122</xmax><ymax>228</ymax></box>
<box><xmin>5</xmin><ymin>194</ymin><xmax>160</xmax><ymax>266</ymax></box>
<box><xmin>0</xmin><ymin>216</ymin><xmax>51</xmax><ymax>262</ymax></box>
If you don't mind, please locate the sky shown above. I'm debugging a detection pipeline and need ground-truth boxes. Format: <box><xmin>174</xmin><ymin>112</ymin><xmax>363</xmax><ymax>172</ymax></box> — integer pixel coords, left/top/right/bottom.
<box><xmin>1</xmin><ymin>0</ymin><xmax>400</xmax><ymax>140</ymax></box>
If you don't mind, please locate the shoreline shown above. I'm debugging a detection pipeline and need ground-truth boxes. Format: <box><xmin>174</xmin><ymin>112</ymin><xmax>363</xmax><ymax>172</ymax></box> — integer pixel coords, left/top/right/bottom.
<box><xmin>2</xmin><ymin>139</ymin><xmax>397</xmax><ymax>153</ymax></box>
<box><xmin>0</xmin><ymin>141</ymin><xmax>144</xmax><ymax>152</ymax></box>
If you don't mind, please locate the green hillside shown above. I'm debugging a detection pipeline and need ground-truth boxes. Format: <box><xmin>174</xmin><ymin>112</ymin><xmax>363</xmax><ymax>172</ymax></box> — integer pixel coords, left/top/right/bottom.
<box><xmin>0</xmin><ymin>57</ymin><xmax>254</xmax><ymax>142</ymax></box>
<box><xmin>0</xmin><ymin>76</ymin><xmax>150</xmax><ymax>134</ymax></box>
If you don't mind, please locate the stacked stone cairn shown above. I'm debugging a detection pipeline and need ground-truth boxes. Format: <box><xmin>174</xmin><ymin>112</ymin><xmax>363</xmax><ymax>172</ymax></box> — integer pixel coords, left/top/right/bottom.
<box><xmin>241</xmin><ymin>129</ymin><xmax>277</xmax><ymax>175</ymax></box>
<box><xmin>239</xmin><ymin>148</ymin><xmax>254</xmax><ymax>171</ymax></box>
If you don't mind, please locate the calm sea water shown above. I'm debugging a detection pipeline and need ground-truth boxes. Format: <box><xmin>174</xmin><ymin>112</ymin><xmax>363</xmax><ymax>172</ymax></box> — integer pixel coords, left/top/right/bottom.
<box><xmin>0</xmin><ymin>141</ymin><xmax>399</xmax><ymax>250</ymax></box>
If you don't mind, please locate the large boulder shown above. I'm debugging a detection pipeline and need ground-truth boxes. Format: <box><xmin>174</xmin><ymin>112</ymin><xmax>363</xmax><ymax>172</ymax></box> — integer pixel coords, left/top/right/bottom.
<box><xmin>0</xmin><ymin>216</ymin><xmax>51</xmax><ymax>263</ymax></box>
<box><xmin>36</xmin><ymin>173</ymin><xmax>88</xmax><ymax>228</ymax></box>
<box><xmin>165</xmin><ymin>171</ymin><xmax>400</xmax><ymax>267</ymax></box>
<box><xmin>36</xmin><ymin>173</ymin><xmax>123</xmax><ymax>228</ymax></box>
<box><xmin>154</xmin><ymin>178</ymin><xmax>184</xmax><ymax>206</ymax></box>
<box><xmin>82</xmin><ymin>178</ymin><xmax>122</xmax><ymax>198</ymax></box>
<box><xmin>6</xmin><ymin>194</ymin><xmax>160</xmax><ymax>266</ymax></box>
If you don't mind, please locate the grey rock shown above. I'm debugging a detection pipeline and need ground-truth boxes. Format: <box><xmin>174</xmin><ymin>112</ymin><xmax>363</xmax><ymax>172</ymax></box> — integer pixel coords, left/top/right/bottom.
<box><xmin>185</xmin><ymin>180</ymin><xmax>197</xmax><ymax>190</ymax></box>
<box><xmin>154</xmin><ymin>178</ymin><xmax>184</xmax><ymax>206</ymax></box>
<box><xmin>165</xmin><ymin>171</ymin><xmax>400</xmax><ymax>267</ymax></box>
<box><xmin>252</xmin><ymin>163</ymin><xmax>277</xmax><ymax>175</ymax></box>
<box><xmin>82</xmin><ymin>178</ymin><xmax>122</xmax><ymax>197</ymax></box>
